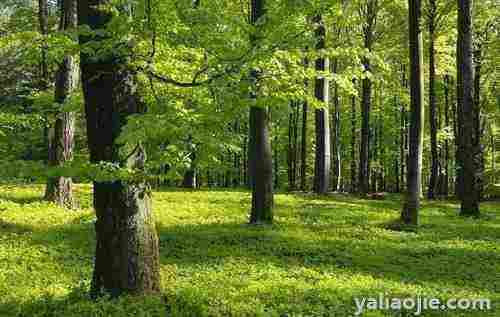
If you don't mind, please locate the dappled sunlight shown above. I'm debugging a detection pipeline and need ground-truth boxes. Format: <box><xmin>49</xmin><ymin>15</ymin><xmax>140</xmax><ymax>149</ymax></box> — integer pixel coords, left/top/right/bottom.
<box><xmin>1</xmin><ymin>184</ymin><xmax>499</xmax><ymax>316</ymax></box>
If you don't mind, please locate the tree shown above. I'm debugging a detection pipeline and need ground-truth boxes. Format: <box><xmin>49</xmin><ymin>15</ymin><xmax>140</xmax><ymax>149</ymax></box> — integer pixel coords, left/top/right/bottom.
<box><xmin>300</xmin><ymin>60</ymin><xmax>309</xmax><ymax>192</ymax></box>
<box><xmin>358</xmin><ymin>0</ymin><xmax>378</xmax><ymax>195</ymax></box>
<box><xmin>44</xmin><ymin>0</ymin><xmax>77</xmax><ymax>208</ymax></box>
<box><xmin>37</xmin><ymin>0</ymin><xmax>49</xmax><ymax>90</ymax></box>
<box><xmin>401</xmin><ymin>0</ymin><xmax>425</xmax><ymax>226</ymax></box>
<box><xmin>313</xmin><ymin>14</ymin><xmax>331</xmax><ymax>195</ymax></box>
<box><xmin>248</xmin><ymin>0</ymin><xmax>273</xmax><ymax>224</ymax></box>
<box><xmin>79</xmin><ymin>0</ymin><xmax>161</xmax><ymax>296</ymax></box>
<box><xmin>456</xmin><ymin>0</ymin><xmax>480</xmax><ymax>216</ymax></box>
<box><xmin>332</xmin><ymin>59</ymin><xmax>341</xmax><ymax>192</ymax></box>
<box><xmin>350</xmin><ymin>79</ymin><xmax>357</xmax><ymax>193</ymax></box>
<box><xmin>426</xmin><ymin>0</ymin><xmax>439</xmax><ymax>199</ymax></box>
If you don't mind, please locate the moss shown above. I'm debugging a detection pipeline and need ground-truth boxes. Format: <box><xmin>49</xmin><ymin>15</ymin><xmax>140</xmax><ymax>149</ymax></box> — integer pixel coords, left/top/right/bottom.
<box><xmin>0</xmin><ymin>185</ymin><xmax>499</xmax><ymax>316</ymax></box>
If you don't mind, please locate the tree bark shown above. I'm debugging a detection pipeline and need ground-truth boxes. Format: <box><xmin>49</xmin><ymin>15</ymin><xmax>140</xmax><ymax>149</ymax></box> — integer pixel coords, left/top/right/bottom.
<box><xmin>79</xmin><ymin>0</ymin><xmax>161</xmax><ymax>297</ymax></box>
<box><xmin>350</xmin><ymin>79</ymin><xmax>357</xmax><ymax>193</ymax></box>
<box><xmin>473</xmin><ymin>45</ymin><xmax>483</xmax><ymax>200</ymax></box>
<box><xmin>332</xmin><ymin>60</ymin><xmax>341</xmax><ymax>192</ymax></box>
<box><xmin>313</xmin><ymin>14</ymin><xmax>331</xmax><ymax>194</ymax></box>
<box><xmin>427</xmin><ymin>0</ymin><xmax>439</xmax><ymax>199</ymax></box>
<box><xmin>443</xmin><ymin>74</ymin><xmax>450</xmax><ymax>196</ymax></box>
<box><xmin>300</xmin><ymin>100</ymin><xmax>308</xmax><ymax>191</ymax></box>
<box><xmin>401</xmin><ymin>0</ymin><xmax>425</xmax><ymax>226</ymax></box>
<box><xmin>44</xmin><ymin>0</ymin><xmax>78</xmax><ymax>208</ymax></box>
<box><xmin>457</xmin><ymin>0</ymin><xmax>480</xmax><ymax>216</ymax></box>
<box><xmin>182</xmin><ymin>135</ymin><xmax>197</xmax><ymax>188</ymax></box>
<box><xmin>249</xmin><ymin>0</ymin><xmax>273</xmax><ymax>224</ymax></box>
<box><xmin>358</xmin><ymin>1</ymin><xmax>377</xmax><ymax>195</ymax></box>
<box><xmin>38</xmin><ymin>0</ymin><xmax>49</xmax><ymax>90</ymax></box>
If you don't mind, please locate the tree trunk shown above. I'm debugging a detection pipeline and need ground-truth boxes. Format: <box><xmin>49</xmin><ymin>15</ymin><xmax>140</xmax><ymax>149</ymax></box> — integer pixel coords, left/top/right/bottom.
<box><xmin>350</xmin><ymin>80</ymin><xmax>357</xmax><ymax>193</ymax></box>
<box><xmin>45</xmin><ymin>0</ymin><xmax>78</xmax><ymax>208</ymax></box>
<box><xmin>457</xmin><ymin>0</ymin><xmax>480</xmax><ymax>216</ymax></box>
<box><xmin>359</xmin><ymin>65</ymin><xmax>371</xmax><ymax>195</ymax></box>
<box><xmin>247</xmin><ymin>108</ymin><xmax>255</xmax><ymax>189</ymax></box>
<box><xmin>443</xmin><ymin>75</ymin><xmax>450</xmax><ymax>196</ymax></box>
<box><xmin>249</xmin><ymin>0</ymin><xmax>273</xmax><ymax>224</ymax></box>
<box><xmin>38</xmin><ymin>0</ymin><xmax>49</xmax><ymax>90</ymax></box>
<box><xmin>182</xmin><ymin>136</ymin><xmax>197</xmax><ymax>188</ymax></box>
<box><xmin>427</xmin><ymin>0</ymin><xmax>439</xmax><ymax>199</ymax></box>
<box><xmin>79</xmin><ymin>0</ymin><xmax>161</xmax><ymax>297</ymax></box>
<box><xmin>287</xmin><ymin>102</ymin><xmax>297</xmax><ymax>190</ymax></box>
<box><xmin>300</xmin><ymin>99</ymin><xmax>308</xmax><ymax>191</ymax></box>
<box><xmin>399</xmin><ymin>64</ymin><xmax>408</xmax><ymax>193</ymax></box>
<box><xmin>313</xmin><ymin>14</ymin><xmax>331</xmax><ymax>194</ymax></box>
<box><xmin>401</xmin><ymin>0</ymin><xmax>425</xmax><ymax>226</ymax></box>
<box><xmin>332</xmin><ymin>60</ymin><xmax>341</xmax><ymax>192</ymax></box>
<box><xmin>473</xmin><ymin>46</ymin><xmax>483</xmax><ymax>200</ymax></box>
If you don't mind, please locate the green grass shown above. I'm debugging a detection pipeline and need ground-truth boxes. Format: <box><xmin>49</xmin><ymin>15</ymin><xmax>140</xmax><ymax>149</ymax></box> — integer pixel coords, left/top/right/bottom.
<box><xmin>0</xmin><ymin>184</ymin><xmax>499</xmax><ymax>316</ymax></box>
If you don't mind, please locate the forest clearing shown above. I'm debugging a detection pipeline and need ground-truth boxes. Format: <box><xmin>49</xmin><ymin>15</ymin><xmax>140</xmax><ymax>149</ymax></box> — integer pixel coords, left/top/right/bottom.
<box><xmin>1</xmin><ymin>185</ymin><xmax>499</xmax><ymax>316</ymax></box>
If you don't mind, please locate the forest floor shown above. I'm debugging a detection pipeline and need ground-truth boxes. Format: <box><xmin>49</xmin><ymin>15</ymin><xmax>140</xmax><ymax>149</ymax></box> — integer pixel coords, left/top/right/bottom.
<box><xmin>0</xmin><ymin>184</ymin><xmax>499</xmax><ymax>317</ymax></box>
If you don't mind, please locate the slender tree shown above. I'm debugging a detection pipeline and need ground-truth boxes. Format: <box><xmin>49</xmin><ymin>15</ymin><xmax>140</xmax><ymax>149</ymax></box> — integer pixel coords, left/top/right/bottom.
<box><xmin>443</xmin><ymin>74</ymin><xmax>451</xmax><ymax>195</ymax></box>
<box><xmin>79</xmin><ymin>0</ymin><xmax>161</xmax><ymax>296</ymax></box>
<box><xmin>38</xmin><ymin>0</ymin><xmax>49</xmax><ymax>90</ymax></box>
<box><xmin>300</xmin><ymin>59</ymin><xmax>309</xmax><ymax>192</ymax></box>
<box><xmin>401</xmin><ymin>0</ymin><xmax>425</xmax><ymax>226</ymax></box>
<box><xmin>248</xmin><ymin>0</ymin><xmax>273</xmax><ymax>224</ymax></box>
<box><xmin>456</xmin><ymin>0</ymin><xmax>480</xmax><ymax>216</ymax></box>
<box><xmin>427</xmin><ymin>0</ymin><xmax>439</xmax><ymax>199</ymax></box>
<box><xmin>358</xmin><ymin>0</ymin><xmax>378</xmax><ymax>195</ymax></box>
<box><xmin>44</xmin><ymin>0</ymin><xmax>78</xmax><ymax>208</ymax></box>
<box><xmin>332</xmin><ymin>59</ymin><xmax>341</xmax><ymax>192</ymax></box>
<box><xmin>350</xmin><ymin>79</ymin><xmax>357</xmax><ymax>193</ymax></box>
<box><xmin>313</xmin><ymin>14</ymin><xmax>331</xmax><ymax>194</ymax></box>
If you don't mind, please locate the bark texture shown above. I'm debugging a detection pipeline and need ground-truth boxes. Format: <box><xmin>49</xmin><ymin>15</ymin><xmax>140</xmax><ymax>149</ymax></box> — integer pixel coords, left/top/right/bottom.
<box><xmin>358</xmin><ymin>0</ymin><xmax>377</xmax><ymax>195</ymax></box>
<box><xmin>401</xmin><ymin>0</ymin><xmax>425</xmax><ymax>226</ymax></box>
<box><xmin>248</xmin><ymin>0</ymin><xmax>273</xmax><ymax>224</ymax></box>
<box><xmin>427</xmin><ymin>0</ymin><xmax>439</xmax><ymax>199</ymax></box>
<box><xmin>300</xmin><ymin>100</ymin><xmax>308</xmax><ymax>191</ymax></box>
<box><xmin>456</xmin><ymin>0</ymin><xmax>480</xmax><ymax>216</ymax></box>
<box><xmin>350</xmin><ymin>80</ymin><xmax>357</xmax><ymax>193</ymax></box>
<box><xmin>45</xmin><ymin>0</ymin><xmax>78</xmax><ymax>208</ymax></box>
<box><xmin>313</xmin><ymin>14</ymin><xmax>331</xmax><ymax>194</ymax></box>
<box><xmin>79</xmin><ymin>0</ymin><xmax>161</xmax><ymax>296</ymax></box>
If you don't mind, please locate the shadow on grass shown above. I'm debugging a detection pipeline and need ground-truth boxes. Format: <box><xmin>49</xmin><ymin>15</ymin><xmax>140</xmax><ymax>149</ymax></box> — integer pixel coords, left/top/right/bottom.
<box><xmin>1</xmin><ymin>188</ymin><xmax>500</xmax><ymax>316</ymax></box>
<box><xmin>0</xmin><ymin>193</ymin><xmax>44</xmax><ymax>205</ymax></box>
<box><xmin>156</xmin><ymin>218</ymin><xmax>500</xmax><ymax>293</ymax></box>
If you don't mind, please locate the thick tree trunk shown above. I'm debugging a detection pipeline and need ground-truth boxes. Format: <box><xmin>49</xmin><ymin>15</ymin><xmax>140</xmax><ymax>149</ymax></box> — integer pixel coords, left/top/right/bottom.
<box><xmin>457</xmin><ymin>0</ymin><xmax>480</xmax><ymax>216</ymax></box>
<box><xmin>427</xmin><ymin>0</ymin><xmax>439</xmax><ymax>199</ymax></box>
<box><xmin>401</xmin><ymin>0</ymin><xmax>425</xmax><ymax>226</ymax></box>
<box><xmin>79</xmin><ymin>0</ymin><xmax>161</xmax><ymax>297</ymax></box>
<box><xmin>249</xmin><ymin>0</ymin><xmax>273</xmax><ymax>224</ymax></box>
<box><xmin>45</xmin><ymin>0</ymin><xmax>78</xmax><ymax>208</ymax></box>
<box><xmin>249</xmin><ymin>107</ymin><xmax>274</xmax><ymax>223</ymax></box>
<box><xmin>313</xmin><ymin>15</ymin><xmax>331</xmax><ymax>194</ymax></box>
